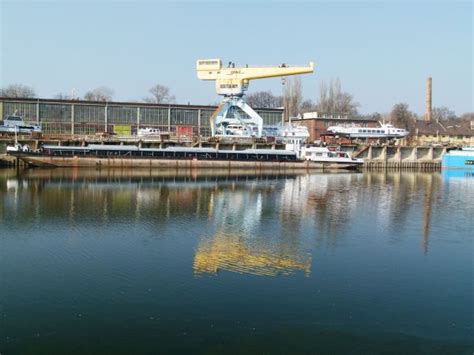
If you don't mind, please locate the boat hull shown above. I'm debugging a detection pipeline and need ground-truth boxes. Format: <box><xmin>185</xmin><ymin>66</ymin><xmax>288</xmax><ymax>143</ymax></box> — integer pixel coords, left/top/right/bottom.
<box><xmin>12</xmin><ymin>153</ymin><xmax>361</xmax><ymax>170</ymax></box>
<box><xmin>442</xmin><ymin>153</ymin><xmax>474</xmax><ymax>170</ymax></box>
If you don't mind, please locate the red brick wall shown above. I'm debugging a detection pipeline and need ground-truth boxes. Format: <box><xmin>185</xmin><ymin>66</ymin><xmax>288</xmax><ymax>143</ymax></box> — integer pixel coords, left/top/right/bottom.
<box><xmin>292</xmin><ymin>119</ymin><xmax>378</xmax><ymax>142</ymax></box>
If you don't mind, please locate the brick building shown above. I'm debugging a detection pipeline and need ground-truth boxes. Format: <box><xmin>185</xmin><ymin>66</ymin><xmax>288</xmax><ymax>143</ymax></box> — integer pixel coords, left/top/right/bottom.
<box><xmin>291</xmin><ymin>112</ymin><xmax>379</xmax><ymax>143</ymax></box>
<box><xmin>412</xmin><ymin>119</ymin><xmax>474</xmax><ymax>146</ymax></box>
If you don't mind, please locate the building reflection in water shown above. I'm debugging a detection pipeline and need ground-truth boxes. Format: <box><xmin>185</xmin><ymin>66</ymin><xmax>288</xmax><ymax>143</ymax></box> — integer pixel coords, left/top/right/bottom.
<box><xmin>0</xmin><ymin>168</ymin><xmax>450</xmax><ymax>271</ymax></box>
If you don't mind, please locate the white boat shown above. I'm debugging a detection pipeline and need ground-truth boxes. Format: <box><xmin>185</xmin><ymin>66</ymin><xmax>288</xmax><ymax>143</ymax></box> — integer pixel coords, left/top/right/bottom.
<box><xmin>137</xmin><ymin>127</ymin><xmax>161</xmax><ymax>137</ymax></box>
<box><xmin>301</xmin><ymin>146</ymin><xmax>363</xmax><ymax>168</ymax></box>
<box><xmin>0</xmin><ymin>115</ymin><xmax>41</xmax><ymax>134</ymax></box>
<box><xmin>6</xmin><ymin>143</ymin><xmax>30</xmax><ymax>153</ymax></box>
<box><xmin>275</xmin><ymin>124</ymin><xmax>310</xmax><ymax>142</ymax></box>
<box><xmin>326</xmin><ymin>123</ymin><xmax>408</xmax><ymax>139</ymax></box>
<box><xmin>225</xmin><ymin>124</ymin><xmax>248</xmax><ymax>136</ymax></box>
<box><xmin>216</xmin><ymin>121</ymin><xmax>310</xmax><ymax>142</ymax></box>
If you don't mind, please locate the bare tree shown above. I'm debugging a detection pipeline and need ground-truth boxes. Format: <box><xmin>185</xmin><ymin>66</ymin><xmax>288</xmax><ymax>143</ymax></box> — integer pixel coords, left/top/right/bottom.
<box><xmin>0</xmin><ymin>84</ymin><xmax>36</xmax><ymax>98</ymax></box>
<box><xmin>54</xmin><ymin>92</ymin><xmax>76</xmax><ymax>100</ymax></box>
<box><xmin>245</xmin><ymin>91</ymin><xmax>282</xmax><ymax>108</ymax></box>
<box><xmin>316</xmin><ymin>79</ymin><xmax>359</xmax><ymax>116</ymax></box>
<box><xmin>283</xmin><ymin>77</ymin><xmax>303</xmax><ymax>119</ymax></box>
<box><xmin>459</xmin><ymin>112</ymin><xmax>474</xmax><ymax>121</ymax></box>
<box><xmin>83</xmin><ymin>87</ymin><xmax>114</xmax><ymax>102</ymax></box>
<box><xmin>390</xmin><ymin>103</ymin><xmax>415</xmax><ymax>130</ymax></box>
<box><xmin>300</xmin><ymin>99</ymin><xmax>316</xmax><ymax>112</ymax></box>
<box><xmin>357</xmin><ymin>112</ymin><xmax>383</xmax><ymax>122</ymax></box>
<box><xmin>432</xmin><ymin>106</ymin><xmax>457</xmax><ymax>121</ymax></box>
<box><xmin>144</xmin><ymin>84</ymin><xmax>175</xmax><ymax>104</ymax></box>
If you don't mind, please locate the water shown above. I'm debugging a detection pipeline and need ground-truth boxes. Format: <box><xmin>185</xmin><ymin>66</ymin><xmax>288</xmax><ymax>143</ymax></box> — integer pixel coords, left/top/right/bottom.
<box><xmin>0</xmin><ymin>168</ymin><xmax>472</xmax><ymax>354</ymax></box>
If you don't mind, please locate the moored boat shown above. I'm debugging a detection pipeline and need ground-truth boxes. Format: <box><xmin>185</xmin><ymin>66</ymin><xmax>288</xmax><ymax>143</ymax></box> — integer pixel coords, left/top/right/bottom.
<box><xmin>442</xmin><ymin>147</ymin><xmax>474</xmax><ymax>170</ymax></box>
<box><xmin>301</xmin><ymin>146</ymin><xmax>363</xmax><ymax>169</ymax></box>
<box><xmin>8</xmin><ymin>143</ymin><xmax>360</xmax><ymax>170</ymax></box>
<box><xmin>0</xmin><ymin>115</ymin><xmax>42</xmax><ymax>134</ymax></box>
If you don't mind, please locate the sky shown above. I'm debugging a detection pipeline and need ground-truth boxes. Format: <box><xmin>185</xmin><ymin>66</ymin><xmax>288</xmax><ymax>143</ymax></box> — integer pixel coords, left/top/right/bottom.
<box><xmin>0</xmin><ymin>1</ymin><xmax>472</xmax><ymax>115</ymax></box>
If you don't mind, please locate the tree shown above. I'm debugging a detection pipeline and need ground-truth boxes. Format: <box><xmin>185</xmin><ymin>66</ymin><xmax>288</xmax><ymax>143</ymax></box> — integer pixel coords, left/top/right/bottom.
<box><xmin>315</xmin><ymin>79</ymin><xmax>359</xmax><ymax>116</ymax></box>
<box><xmin>83</xmin><ymin>87</ymin><xmax>114</xmax><ymax>102</ymax></box>
<box><xmin>300</xmin><ymin>99</ymin><xmax>316</xmax><ymax>112</ymax></box>
<box><xmin>282</xmin><ymin>77</ymin><xmax>303</xmax><ymax>119</ymax></box>
<box><xmin>144</xmin><ymin>84</ymin><xmax>175</xmax><ymax>104</ymax></box>
<box><xmin>245</xmin><ymin>91</ymin><xmax>282</xmax><ymax>108</ymax></box>
<box><xmin>0</xmin><ymin>84</ymin><xmax>36</xmax><ymax>98</ymax></box>
<box><xmin>54</xmin><ymin>93</ymin><xmax>70</xmax><ymax>100</ymax></box>
<box><xmin>432</xmin><ymin>106</ymin><xmax>457</xmax><ymax>121</ymax></box>
<box><xmin>390</xmin><ymin>103</ymin><xmax>415</xmax><ymax>130</ymax></box>
<box><xmin>358</xmin><ymin>112</ymin><xmax>384</xmax><ymax>122</ymax></box>
<box><xmin>459</xmin><ymin>112</ymin><xmax>474</xmax><ymax>121</ymax></box>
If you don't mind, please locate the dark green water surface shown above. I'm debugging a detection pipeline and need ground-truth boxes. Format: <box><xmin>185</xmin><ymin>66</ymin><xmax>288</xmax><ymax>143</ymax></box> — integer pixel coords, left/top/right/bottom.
<box><xmin>0</xmin><ymin>168</ymin><xmax>472</xmax><ymax>354</ymax></box>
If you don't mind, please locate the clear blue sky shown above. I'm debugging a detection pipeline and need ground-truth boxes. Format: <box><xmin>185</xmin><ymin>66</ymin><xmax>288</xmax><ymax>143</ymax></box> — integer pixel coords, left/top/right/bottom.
<box><xmin>1</xmin><ymin>1</ymin><xmax>472</xmax><ymax>115</ymax></box>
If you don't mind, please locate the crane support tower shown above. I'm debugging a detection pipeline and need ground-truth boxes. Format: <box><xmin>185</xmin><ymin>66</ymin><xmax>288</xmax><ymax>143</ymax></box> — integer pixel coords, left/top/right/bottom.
<box><xmin>196</xmin><ymin>59</ymin><xmax>314</xmax><ymax>137</ymax></box>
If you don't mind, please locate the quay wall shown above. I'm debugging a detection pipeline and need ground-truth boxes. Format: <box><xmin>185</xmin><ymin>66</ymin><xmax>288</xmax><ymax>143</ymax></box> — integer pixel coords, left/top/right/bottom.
<box><xmin>356</xmin><ymin>145</ymin><xmax>444</xmax><ymax>170</ymax></box>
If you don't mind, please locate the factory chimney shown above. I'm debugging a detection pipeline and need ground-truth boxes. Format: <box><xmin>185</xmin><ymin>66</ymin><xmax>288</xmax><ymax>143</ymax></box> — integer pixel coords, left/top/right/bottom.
<box><xmin>425</xmin><ymin>77</ymin><xmax>432</xmax><ymax>121</ymax></box>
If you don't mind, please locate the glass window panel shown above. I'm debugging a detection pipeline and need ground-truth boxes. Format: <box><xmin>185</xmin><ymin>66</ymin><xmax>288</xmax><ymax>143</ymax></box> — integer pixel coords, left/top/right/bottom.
<box><xmin>74</xmin><ymin>105</ymin><xmax>105</xmax><ymax>123</ymax></box>
<box><xmin>39</xmin><ymin>103</ymin><xmax>71</xmax><ymax>122</ymax></box>
<box><xmin>140</xmin><ymin>107</ymin><xmax>168</xmax><ymax>125</ymax></box>
<box><xmin>3</xmin><ymin>102</ymin><xmax>37</xmax><ymax>122</ymax></box>
<box><xmin>108</xmin><ymin>106</ymin><xmax>137</xmax><ymax>124</ymax></box>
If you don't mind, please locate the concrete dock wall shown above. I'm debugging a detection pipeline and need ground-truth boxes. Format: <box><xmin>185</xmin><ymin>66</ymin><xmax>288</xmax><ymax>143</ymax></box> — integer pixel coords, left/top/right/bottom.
<box><xmin>356</xmin><ymin>146</ymin><xmax>444</xmax><ymax>170</ymax></box>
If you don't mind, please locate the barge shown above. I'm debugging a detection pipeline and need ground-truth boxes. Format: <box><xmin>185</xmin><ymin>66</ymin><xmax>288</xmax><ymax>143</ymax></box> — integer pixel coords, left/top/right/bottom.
<box><xmin>8</xmin><ymin>144</ymin><xmax>362</xmax><ymax>170</ymax></box>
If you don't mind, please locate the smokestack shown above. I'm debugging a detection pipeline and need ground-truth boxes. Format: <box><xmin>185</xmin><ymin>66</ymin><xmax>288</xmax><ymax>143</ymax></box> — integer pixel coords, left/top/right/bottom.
<box><xmin>425</xmin><ymin>77</ymin><xmax>432</xmax><ymax>121</ymax></box>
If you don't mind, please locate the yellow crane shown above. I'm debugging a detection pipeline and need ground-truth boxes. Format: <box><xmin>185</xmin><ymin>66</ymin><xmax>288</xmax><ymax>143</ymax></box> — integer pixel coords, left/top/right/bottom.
<box><xmin>196</xmin><ymin>59</ymin><xmax>314</xmax><ymax>137</ymax></box>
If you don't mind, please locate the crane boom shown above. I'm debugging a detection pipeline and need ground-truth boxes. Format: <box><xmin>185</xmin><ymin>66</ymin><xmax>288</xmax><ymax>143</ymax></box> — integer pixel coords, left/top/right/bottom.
<box><xmin>197</xmin><ymin>59</ymin><xmax>314</xmax><ymax>96</ymax></box>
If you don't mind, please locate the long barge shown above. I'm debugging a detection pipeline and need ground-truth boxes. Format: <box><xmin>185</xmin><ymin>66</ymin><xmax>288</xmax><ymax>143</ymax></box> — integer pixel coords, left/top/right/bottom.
<box><xmin>8</xmin><ymin>144</ymin><xmax>361</xmax><ymax>170</ymax></box>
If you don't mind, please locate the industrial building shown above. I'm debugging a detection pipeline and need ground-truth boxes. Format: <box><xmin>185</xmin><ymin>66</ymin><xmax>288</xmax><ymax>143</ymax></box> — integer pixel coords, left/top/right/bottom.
<box><xmin>0</xmin><ymin>97</ymin><xmax>284</xmax><ymax>138</ymax></box>
<box><xmin>291</xmin><ymin>112</ymin><xmax>379</xmax><ymax>143</ymax></box>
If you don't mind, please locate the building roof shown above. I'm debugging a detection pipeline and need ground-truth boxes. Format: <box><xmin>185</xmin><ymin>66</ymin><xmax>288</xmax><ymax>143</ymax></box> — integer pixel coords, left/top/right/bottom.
<box><xmin>0</xmin><ymin>96</ymin><xmax>284</xmax><ymax>112</ymax></box>
<box><xmin>415</xmin><ymin>119</ymin><xmax>474</xmax><ymax>137</ymax></box>
<box><xmin>292</xmin><ymin>117</ymin><xmax>378</xmax><ymax>122</ymax></box>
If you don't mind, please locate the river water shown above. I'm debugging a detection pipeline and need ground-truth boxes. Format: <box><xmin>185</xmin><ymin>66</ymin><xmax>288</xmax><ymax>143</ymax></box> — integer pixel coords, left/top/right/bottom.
<box><xmin>0</xmin><ymin>168</ymin><xmax>472</xmax><ymax>354</ymax></box>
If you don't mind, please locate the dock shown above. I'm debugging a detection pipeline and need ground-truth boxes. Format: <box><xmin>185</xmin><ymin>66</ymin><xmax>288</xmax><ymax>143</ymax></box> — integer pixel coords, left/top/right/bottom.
<box><xmin>1</xmin><ymin>135</ymin><xmax>449</xmax><ymax>171</ymax></box>
<box><xmin>355</xmin><ymin>145</ymin><xmax>444</xmax><ymax>170</ymax></box>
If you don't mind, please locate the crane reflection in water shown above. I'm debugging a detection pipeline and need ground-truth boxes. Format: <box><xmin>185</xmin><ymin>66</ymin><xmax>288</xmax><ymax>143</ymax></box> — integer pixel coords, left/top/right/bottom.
<box><xmin>193</xmin><ymin>178</ymin><xmax>312</xmax><ymax>277</ymax></box>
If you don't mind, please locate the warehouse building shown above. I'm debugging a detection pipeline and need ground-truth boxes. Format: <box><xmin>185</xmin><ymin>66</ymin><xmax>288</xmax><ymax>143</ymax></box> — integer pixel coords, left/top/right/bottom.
<box><xmin>0</xmin><ymin>97</ymin><xmax>284</xmax><ymax>138</ymax></box>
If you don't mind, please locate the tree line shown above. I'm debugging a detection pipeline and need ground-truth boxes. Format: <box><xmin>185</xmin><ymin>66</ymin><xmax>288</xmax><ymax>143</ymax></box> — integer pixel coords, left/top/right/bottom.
<box><xmin>1</xmin><ymin>82</ymin><xmax>471</xmax><ymax>124</ymax></box>
<box><xmin>0</xmin><ymin>83</ymin><xmax>176</xmax><ymax>104</ymax></box>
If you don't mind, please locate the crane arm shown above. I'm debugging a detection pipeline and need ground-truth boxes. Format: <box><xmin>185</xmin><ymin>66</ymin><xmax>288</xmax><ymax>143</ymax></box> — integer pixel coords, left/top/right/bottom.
<box><xmin>236</xmin><ymin>64</ymin><xmax>314</xmax><ymax>80</ymax></box>
<box><xmin>196</xmin><ymin>59</ymin><xmax>314</xmax><ymax>96</ymax></box>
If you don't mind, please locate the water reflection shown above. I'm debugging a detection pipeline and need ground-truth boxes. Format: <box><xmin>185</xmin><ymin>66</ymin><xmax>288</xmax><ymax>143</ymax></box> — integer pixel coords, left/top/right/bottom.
<box><xmin>0</xmin><ymin>168</ymin><xmax>462</xmax><ymax>275</ymax></box>
<box><xmin>194</xmin><ymin>233</ymin><xmax>312</xmax><ymax>276</ymax></box>
<box><xmin>2</xmin><ymin>168</ymin><xmax>472</xmax><ymax>353</ymax></box>
<box><xmin>194</xmin><ymin>178</ymin><xmax>313</xmax><ymax>276</ymax></box>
